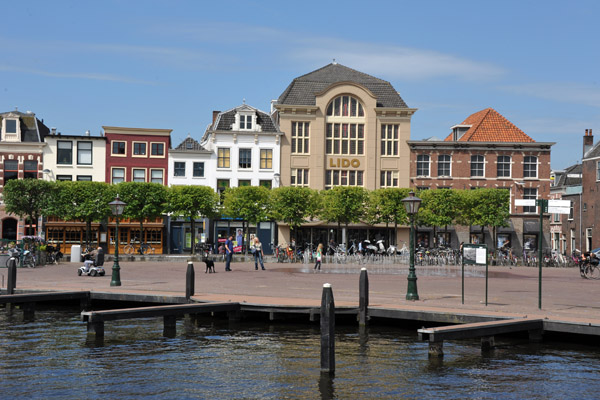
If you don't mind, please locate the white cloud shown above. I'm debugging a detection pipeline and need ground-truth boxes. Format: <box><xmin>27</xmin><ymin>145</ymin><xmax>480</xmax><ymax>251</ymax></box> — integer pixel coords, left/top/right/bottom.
<box><xmin>501</xmin><ymin>83</ymin><xmax>600</xmax><ymax>108</ymax></box>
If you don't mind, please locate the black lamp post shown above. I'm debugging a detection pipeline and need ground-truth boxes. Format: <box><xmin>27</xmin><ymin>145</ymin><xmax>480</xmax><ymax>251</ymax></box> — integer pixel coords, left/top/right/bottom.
<box><xmin>108</xmin><ymin>194</ymin><xmax>126</xmax><ymax>287</ymax></box>
<box><xmin>402</xmin><ymin>190</ymin><xmax>422</xmax><ymax>300</ymax></box>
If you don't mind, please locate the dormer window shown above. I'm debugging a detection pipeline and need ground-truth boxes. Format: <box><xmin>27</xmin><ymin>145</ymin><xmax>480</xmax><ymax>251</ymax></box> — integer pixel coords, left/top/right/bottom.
<box><xmin>240</xmin><ymin>115</ymin><xmax>253</xmax><ymax>130</ymax></box>
<box><xmin>451</xmin><ymin>125</ymin><xmax>471</xmax><ymax>141</ymax></box>
<box><xmin>2</xmin><ymin>117</ymin><xmax>21</xmax><ymax>142</ymax></box>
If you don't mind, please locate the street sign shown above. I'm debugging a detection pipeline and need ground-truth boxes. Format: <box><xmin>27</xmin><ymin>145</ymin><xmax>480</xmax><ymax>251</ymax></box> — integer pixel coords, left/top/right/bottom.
<box><xmin>548</xmin><ymin>199</ymin><xmax>570</xmax><ymax>214</ymax></box>
<box><xmin>515</xmin><ymin>199</ymin><xmax>535</xmax><ymax>206</ymax></box>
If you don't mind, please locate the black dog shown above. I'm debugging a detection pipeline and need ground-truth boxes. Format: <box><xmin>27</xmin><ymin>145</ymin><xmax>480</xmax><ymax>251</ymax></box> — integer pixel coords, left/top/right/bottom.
<box><xmin>202</xmin><ymin>257</ymin><xmax>215</xmax><ymax>273</ymax></box>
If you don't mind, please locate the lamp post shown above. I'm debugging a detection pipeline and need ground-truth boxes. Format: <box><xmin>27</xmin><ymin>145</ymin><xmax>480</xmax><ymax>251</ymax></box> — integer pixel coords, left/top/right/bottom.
<box><xmin>108</xmin><ymin>194</ymin><xmax>126</xmax><ymax>287</ymax></box>
<box><xmin>402</xmin><ymin>190</ymin><xmax>422</xmax><ymax>301</ymax></box>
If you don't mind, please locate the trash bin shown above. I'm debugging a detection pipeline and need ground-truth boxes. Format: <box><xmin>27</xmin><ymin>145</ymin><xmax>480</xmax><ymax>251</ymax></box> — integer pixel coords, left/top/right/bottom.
<box><xmin>71</xmin><ymin>245</ymin><xmax>81</xmax><ymax>263</ymax></box>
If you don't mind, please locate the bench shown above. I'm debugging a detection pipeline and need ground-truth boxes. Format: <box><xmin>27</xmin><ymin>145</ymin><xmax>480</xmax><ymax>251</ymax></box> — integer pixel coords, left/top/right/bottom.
<box><xmin>418</xmin><ymin>318</ymin><xmax>544</xmax><ymax>357</ymax></box>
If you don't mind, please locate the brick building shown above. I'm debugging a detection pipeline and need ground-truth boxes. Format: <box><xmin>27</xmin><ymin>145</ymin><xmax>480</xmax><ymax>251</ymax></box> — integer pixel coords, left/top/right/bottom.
<box><xmin>408</xmin><ymin>108</ymin><xmax>554</xmax><ymax>254</ymax></box>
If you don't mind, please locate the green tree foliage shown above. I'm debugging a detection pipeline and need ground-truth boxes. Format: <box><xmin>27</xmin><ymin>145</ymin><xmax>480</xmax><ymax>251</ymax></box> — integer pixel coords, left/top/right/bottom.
<box><xmin>166</xmin><ymin>185</ymin><xmax>219</xmax><ymax>254</ymax></box>
<box><xmin>418</xmin><ymin>189</ymin><xmax>461</xmax><ymax>246</ymax></box>
<box><xmin>222</xmin><ymin>186</ymin><xmax>271</xmax><ymax>252</ymax></box>
<box><xmin>50</xmin><ymin>181</ymin><xmax>115</xmax><ymax>246</ymax></box>
<box><xmin>3</xmin><ymin>179</ymin><xmax>55</xmax><ymax>236</ymax></box>
<box><xmin>366</xmin><ymin>188</ymin><xmax>411</xmax><ymax>244</ymax></box>
<box><xmin>116</xmin><ymin>182</ymin><xmax>168</xmax><ymax>246</ymax></box>
<box><xmin>269</xmin><ymin>186</ymin><xmax>320</xmax><ymax>241</ymax></box>
<box><xmin>319</xmin><ymin>186</ymin><xmax>368</xmax><ymax>245</ymax></box>
<box><xmin>457</xmin><ymin>188</ymin><xmax>510</xmax><ymax>249</ymax></box>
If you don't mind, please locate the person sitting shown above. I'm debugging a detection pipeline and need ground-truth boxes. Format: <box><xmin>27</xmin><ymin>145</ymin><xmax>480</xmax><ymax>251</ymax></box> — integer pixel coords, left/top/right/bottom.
<box><xmin>83</xmin><ymin>247</ymin><xmax>104</xmax><ymax>272</ymax></box>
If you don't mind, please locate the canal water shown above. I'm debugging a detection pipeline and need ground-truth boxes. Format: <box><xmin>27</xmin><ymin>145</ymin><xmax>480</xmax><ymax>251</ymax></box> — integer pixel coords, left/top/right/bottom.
<box><xmin>1</xmin><ymin>307</ymin><xmax>599</xmax><ymax>400</ymax></box>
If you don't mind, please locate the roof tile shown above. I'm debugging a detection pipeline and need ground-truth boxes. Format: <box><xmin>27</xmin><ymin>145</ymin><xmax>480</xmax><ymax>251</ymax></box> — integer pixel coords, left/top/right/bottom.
<box><xmin>444</xmin><ymin>108</ymin><xmax>534</xmax><ymax>143</ymax></box>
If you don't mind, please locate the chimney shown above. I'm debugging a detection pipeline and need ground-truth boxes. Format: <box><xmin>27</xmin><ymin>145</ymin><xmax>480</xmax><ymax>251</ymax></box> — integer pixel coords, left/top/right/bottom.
<box><xmin>51</xmin><ymin>127</ymin><xmax>57</xmax><ymax>136</ymax></box>
<box><xmin>85</xmin><ymin>130</ymin><xmax>90</xmax><ymax>136</ymax></box>
<box><xmin>584</xmin><ymin>128</ymin><xmax>594</xmax><ymax>157</ymax></box>
<box><xmin>212</xmin><ymin>111</ymin><xmax>220</xmax><ymax>128</ymax></box>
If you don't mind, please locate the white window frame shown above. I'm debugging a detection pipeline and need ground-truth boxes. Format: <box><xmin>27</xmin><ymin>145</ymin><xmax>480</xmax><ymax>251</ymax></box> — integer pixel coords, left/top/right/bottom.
<box><xmin>497</xmin><ymin>155</ymin><xmax>511</xmax><ymax>178</ymax></box>
<box><xmin>111</xmin><ymin>167</ymin><xmax>125</xmax><ymax>184</ymax></box>
<box><xmin>150</xmin><ymin>168</ymin><xmax>164</xmax><ymax>184</ymax></box>
<box><xmin>470</xmin><ymin>155</ymin><xmax>485</xmax><ymax>177</ymax></box>
<box><xmin>523</xmin><ymin>156</ymin><xmax>538</xmax><ymax>179</ymax></box>
<box><xmin>132</xmin><ymin>168</ymin><xmax>146</xmax><ymax>182</ymax></box>
<box><xmin>437</xmin><ymin>154</ymin><xmax>451</xmax><ymax>177</ymax></box>
<box><xmin>57</xmin><ymin>140</ymin><xmax>73</xmax><ymax>165</ymax></box>
<box><xmin>291</xmin><ymin>122</ymin><xmax>310</xmax><ymax>154</ymax></box>
<box><xmin>291</xmin><ymin>168</ymin><xmax>309</xmax><ymax>187</ymax></box>
<box><xmin>381</xmin><ymin>124</ymin><xmax>399</xmax><ymax>156</ymax></box>
<box><xmin>111</xmin><ymin>141</ymin><xmax>127</xmax><ymax>157</ymax></box>
<box><xmin>416</xmin><ymin>155</ymin><xmax>430</xmax><ymax>177</ymax></box>
<box><xmin>217</xmin><ymin>148</ymin><xmax>230</xmax><ymax>169</ymax></box>
<box><xmin>77</xmin><ymin>141</ymin><xmax>93</xmax><ymax>165</ymax></box>
<box><xmin>380</xmin><ymin>170</ymin><xmax>399</xmax><ymax>187</ymax></box>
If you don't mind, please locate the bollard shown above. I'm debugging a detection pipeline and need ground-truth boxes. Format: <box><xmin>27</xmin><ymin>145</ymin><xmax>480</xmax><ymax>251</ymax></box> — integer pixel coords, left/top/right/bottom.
<box><xmin>7</xmin><ymin>257</ymin><xmax>17</xmax><ymax>295</ymax></box>
<box><xmin>320</xmin><ymin>283</ymin><xmax>335</xmax><ymax>374</ymax></box>
<box><xmin>186</xmin><ymin>261</ymin><xmax>195</xmax><ymax>301</ymax></box>
<box><xmin>358</xmin><ymin>268</ymin><xmax>369</xmax><ymax>326</ymax></box>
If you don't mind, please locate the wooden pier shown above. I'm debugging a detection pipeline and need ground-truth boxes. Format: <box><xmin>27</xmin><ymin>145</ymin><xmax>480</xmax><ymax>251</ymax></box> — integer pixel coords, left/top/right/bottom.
<box><xmin>0</xmin><ymin>291</ymin><xmax>90</xmax><ymax>320</ymax></box>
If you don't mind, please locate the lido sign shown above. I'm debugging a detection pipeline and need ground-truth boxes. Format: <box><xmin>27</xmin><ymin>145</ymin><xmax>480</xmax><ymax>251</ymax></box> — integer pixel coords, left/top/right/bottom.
<box><xmin>328</xmin><ymin>158</ymin><xmax>361</xmax><ymax>168</ymax></box>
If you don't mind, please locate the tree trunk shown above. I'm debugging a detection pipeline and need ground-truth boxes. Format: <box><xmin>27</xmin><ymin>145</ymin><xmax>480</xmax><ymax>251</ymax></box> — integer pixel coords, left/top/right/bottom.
<box><xmin>86</xmin><ymin>220</ymin><xmax>92</xmax><ymax>249</ymax></box>
<box><xmin>190</xmin><ymin>217</ymin><xmax>196</xmax><ymax>255</ymax></box>
<box><xmin>139</xmin><ymin>219</ymin><xmax>145</xmax><ymax>254</ymax></box>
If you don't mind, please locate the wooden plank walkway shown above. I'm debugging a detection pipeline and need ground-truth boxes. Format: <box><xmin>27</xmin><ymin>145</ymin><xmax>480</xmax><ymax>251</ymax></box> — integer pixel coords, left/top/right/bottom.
<box><xmin>418</xmin><ymin>318</ymin><xmax>544</xmax><ymax>357</ymax></box>
<box><xmin>0</xmin><ymin>291</ymin><xmax>90</xmax><ymax>320</ymax></box>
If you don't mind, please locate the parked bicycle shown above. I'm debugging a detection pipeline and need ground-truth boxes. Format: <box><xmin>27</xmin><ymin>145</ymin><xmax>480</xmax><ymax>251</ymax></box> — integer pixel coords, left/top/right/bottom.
<box><xmin>6</xmin><ymin>247</ymin><xmax>35</xmax><ymax>268</ymax></box>
<box><xmin>124</xmin><ymin>237</ymin><xmax>155</xmax><ymax>255</ymax></box>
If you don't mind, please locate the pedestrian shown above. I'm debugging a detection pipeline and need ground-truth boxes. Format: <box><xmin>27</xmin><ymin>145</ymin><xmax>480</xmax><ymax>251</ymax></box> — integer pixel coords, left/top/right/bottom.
<box><xmin>252</xmin><ymin>236</ymin><xmax>266</xmax><ymax>270</ymax></box>
<box><xmin>225</xmin><ymin>235</ymin><xmax>233</xmax><ymax>271</ymax></box>
<box><xmin>314</xmin><ymin>243</ymin><xmax>323</xmax><ymax>271</ymax></box>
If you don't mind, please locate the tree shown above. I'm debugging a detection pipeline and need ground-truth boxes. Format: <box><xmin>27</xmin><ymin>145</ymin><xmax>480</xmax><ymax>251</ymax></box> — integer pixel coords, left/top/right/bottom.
<box><xmin>269</xmin><ymin>186</ymin><xmax>320</xmax><ymax>243</ymax></box>
<box><xmin>221</xmin><ymin>186</ymin><xmax>271</xmax><ymax>253</ymax></box>
<box><xmin>319</xmin><ymin>186</ymin><xmax>368</xmax><ymax>246</ymax></box>
<box><xmin>166</xmin><ymin>185</ymin><xmax>219</xmax><ymax>254</ymax></box>
<box><xmin>457</xmin><ymin>188</ymin><xmax>510</xmax><ymax>249</ymax></box>
<box><xmin>366</xmin><ymin>188</ymin><xmax>411</xmax><ymax>245</ymax></box>
<box><xmin>117</xmin><ymin>182</ymin><xmax>168</xmax><ymax>249</ymax></box>
<box><xmin>3</xmin><ymin>179</ymin><xmax>55</xmax><ymax>236</ymax></box>
<box><xmin>417</xmin><ymin>189</ymin><xmax>461</xmax><ymax>247</ymax></box>
<box><xmin>49</xmin><ymin>181</ymin><xmax>115</xmax><ymax>247</ymax></box>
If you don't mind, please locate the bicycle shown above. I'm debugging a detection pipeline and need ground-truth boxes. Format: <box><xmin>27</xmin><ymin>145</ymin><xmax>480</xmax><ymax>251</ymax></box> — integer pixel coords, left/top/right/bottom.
<box><xmin>124</xmin><ymin>237</ymin><xmax>155</xmax><ymax>255</ymax></box>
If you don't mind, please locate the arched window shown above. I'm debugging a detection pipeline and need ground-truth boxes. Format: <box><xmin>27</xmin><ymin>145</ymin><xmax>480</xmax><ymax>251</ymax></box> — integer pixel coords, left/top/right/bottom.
<box><xmin>325</xmin><ymin>95</ymin><xmax>365</xmax><ymax>155</ymax></box>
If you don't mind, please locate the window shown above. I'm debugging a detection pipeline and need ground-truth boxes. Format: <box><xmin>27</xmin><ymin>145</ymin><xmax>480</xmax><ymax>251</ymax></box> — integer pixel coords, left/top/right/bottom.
<box><xmin>238</xmin><ymin>180</ymin><xmax>251</xmax><ymax>187</ymax></box>
<box><xmin>259</xmin><ymin>180</ymin><xmax>272</xmax><ymax>189</ymax></box>
<box><xmin>174</xmin><ymin>162</ymin><xmax>186</xmax><ymax>177</ymax></box>
<box><xmin>24</xmin><ymin>160</ymin><xmax>37</xmax><ymax>179</ymax></box>
<box><xmin>217</xmin><ymin>148</ymin><xmax>230</xmax><ymax>168</ymax></box>
<box><xmin>77</xmin><ymin>175</ymin><xmax>92</xmax><ymax>181</ymax></box>
<box><xmin>437</xmin><ymin>155</ymin><xmax>451</xmax><ymax>177</ymax></box>
<box><xmin>291</xmin><ymin>122</ymin><xmax>310</xmax><ymax>154</ymax></box>
<box><xmin>193</xmin><ymin>162</ymin><xmax>204</xmax><ymax>177</ymax></box>
<box><xmin>523</xmin><ymin>156</ymin><xmax>537</xmax><ymax>178</ymax></box>
<box><xmin>291</xmin><ymin>168</ymin><xmax>309</xmax><ymax>187</ymax></box>
<box><xmin>569</xmin><ymin>200</ymin><xmax>574</xmax><ymax>220</ymax></box>
<box><xmin>112</xmin><ymin>141</ymin><xmax>126</xmax><ymax>155</ymax></box>
<box><xmin>381</xmin><ymin>124</ymin><xmax>399</xmax><ymax>156</ymax></box>
<box><xmin>260</xmin><ymin>149</ymin><xmax>272</xmax><ymax>169</ymax></box>
<box><xmin>326</xmin><ymin>95</ymin><xmax>364</xmax><ymax>117</ymax></box>
<box><xmin>471</xmin><ymin>155</ymin><xmax>484</xmax><ymax>177</ymax></box>
<box><xmin>523</xmin><ymin>188</ymin><xmax>537</xmax><ymax>213</ymax></box>
<box><xmin>416</xmin><ymin>155</ymin><xmax>430</xmax><ymax>177</ymax></box>
<box><xmin>77</xmin><ymin>141</ymin><xmax>92</xmax><ymax>165</ymax></box>
<box><xmin>111</xmin><ymin>168</ymin><xmax>125</xmax><ymax>184</ymax></box>
<box><xmin>597</xmin><ymin>161</ymin><xmax>600</xmax><ymax>181</ymax></box>
<box><xmin>325</xmin><ymin>170</ymin><xmax>364</xmax><ymax>188</ymax></box>
<box><xmin>57</xmin><ymin>141</ymin><xmax>73</xmax><ymax>164</ymax></box>
<box><xmin>217</xmin><ymin>179</ymin><xmax>230</xmax><ymax>200</ymax></box>
<box><xmin>326</xmin><ymin>123</ymin><xmax>365</xmax><ymax>155</ymax></box>
<box><xmin>150</xmin><ymin>169</ymin><xmax>163</xmax><ymax>184</ymax></box>
<box><xmin>133</xmin><ymin>169</ymin><xmax>146</xmax><ymax>182</ymax></box>
<box><xmin>151</xmin><ymin>142</ymin><xmax>165</xmax><ymax>157</ymax></box>
<box><xmin>497</xmin><ymin>155</ymin><xmax>511</xmax><ymax>178</ymax></box>
<box><xmin>5</xmin><ymin>119</ymin><xmax>17</xmax><ymax>133</ymax></box>
<box><xmin>239</xmin><ymin>149</ymin><xmax>252</xmax><ymax>169</ymax></box>
<box><xmin>3</xmin><ymin>160</ymin><xmax>18</xmax><ymax>185</ymax></box>
<box><xmin>239</xmin><ymin>115</ymin><xmax>252</xmax><ymax>130</ymax></box>
<box><xmin>56</xmin><ymin>175</ymin><xmax>72</xmax><ymax>181</ymax></box>
<box><xmin>380</xmin><ymin>171</ymin><xmax>399</xmax><ymax>187</ymax></box>
<box><xmin>133</xmin><ymin>142</ymin><xmax>147</xmax><ymax>156</ymax></box>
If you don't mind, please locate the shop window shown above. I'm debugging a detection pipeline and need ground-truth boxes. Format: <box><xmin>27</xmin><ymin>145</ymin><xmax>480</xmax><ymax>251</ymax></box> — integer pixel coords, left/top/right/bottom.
<box><xmin>325</xmin><ymin>170</ymin><xmax>363</xmax><ymax>189</ymax></box>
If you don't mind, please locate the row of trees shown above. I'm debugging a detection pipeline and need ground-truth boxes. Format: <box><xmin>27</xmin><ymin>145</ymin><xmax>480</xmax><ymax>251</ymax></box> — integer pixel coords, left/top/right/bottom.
<box><xmin>3</xmin><ymin>179</ymin><xmax>511</xmax><ymax>253</ymax></box>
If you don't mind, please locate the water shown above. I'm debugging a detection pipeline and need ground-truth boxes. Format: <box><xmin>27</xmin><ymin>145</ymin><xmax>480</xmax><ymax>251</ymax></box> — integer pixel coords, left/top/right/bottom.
<box><xmin>1</xmin><ymin>307</ymin><xmax>599</xmax><ymax>399</ymax></box>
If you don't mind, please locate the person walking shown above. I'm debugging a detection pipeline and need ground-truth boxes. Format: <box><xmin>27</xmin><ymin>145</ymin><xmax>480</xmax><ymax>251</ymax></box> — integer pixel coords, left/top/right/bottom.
<box><xmin>252</xmin><ymin>236</ymin><xmax>266</xmax><ymax>271</ymax></box>
<box><xmin>225</xmin><ymin>235</ymin><xmax>234</xmax><ymax>271</ymax></box>
<box><xmin>314</xmin><ymin>243</ymin><xmax>323</xmax><ymax>271</ymax></box>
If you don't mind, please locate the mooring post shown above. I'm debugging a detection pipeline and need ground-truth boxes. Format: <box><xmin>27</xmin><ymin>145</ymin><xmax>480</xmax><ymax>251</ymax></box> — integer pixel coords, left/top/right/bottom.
<box><xmin>186</xmin><ymin>261</ymin><xmax>195</xmax><ymax>301</ymax></box>
<box><xmin>429</xmin><ymin>341</ymin><xmax>444</xmax><ymax>358</ymax></box>
<box><xmin>320</xmin><ymin>283</ymin><xmax>335</xmax><ymax>374</ymax></box>
<box><xmin>87</xmin><ymin>320</ymin><xmax>105</xmax><ymax>339</ymax></box>
<box><xmin>7</xmin><ymin>257</ymin><xmax>17</xmax><ymax>295</ymax></box>
<box><xmin>163</xmin><ymin>315</ymin><xmax>177</xmax><ymax>337</ymax></box>
<box><xmin>481</xmin><ymin>336</ymin><xmax>495</xmax><ymax>351</ymax></box>
<box><xmin>358</xmin><ymin>268</ymin><xmax>369</xmax><ymax>326</ymax></box>
<box><xmin>23</xmin><ymin>302</ymin><xmax>35</xmax><ymax>321</ymax></box>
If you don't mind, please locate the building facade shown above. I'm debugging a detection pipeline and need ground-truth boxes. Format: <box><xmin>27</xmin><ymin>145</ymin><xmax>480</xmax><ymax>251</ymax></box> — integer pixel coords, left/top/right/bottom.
<box><xmin>576</xmin><ymin>129</ymin><xmax>600</xmax><ymax>253</ymax></box>
<box><xmin>408</xmin><ymin>108</ymin><xmax>554</xmax><ymax>254</ymax></box>
<box><xmin>273</xmin><ymin>63</ymin><xmax>416</xmax><ymax>246</ymax></box>
<box><xmin>0</xmin><ymin>109</ymin><xmax>49</xmax><ymax>240</ymax></box>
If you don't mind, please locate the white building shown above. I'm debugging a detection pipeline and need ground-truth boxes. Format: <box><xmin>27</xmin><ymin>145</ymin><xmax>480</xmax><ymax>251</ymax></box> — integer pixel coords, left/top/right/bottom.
<box><xmin>168</xmin><ymin>135</ymin><xmax>213</xmax><ymax>187</ymax></box>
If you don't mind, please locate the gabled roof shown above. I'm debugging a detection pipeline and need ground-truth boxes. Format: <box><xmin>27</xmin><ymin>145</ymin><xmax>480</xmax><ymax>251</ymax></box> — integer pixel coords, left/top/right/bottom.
<box><xmin>171</xmin><ymin>135</ymin><xmax>211</xmax><ymax>153</ymax></box>
<box><xmin>0</xmin><ymin>110</ymin><xmax>50</xmax><ymax>142</ymax></box>
<box><xmin>554</xmin><ymin>163</ymin><xmax>582</xmax><ymax>187</ymax></box>
<box><xmin>277</xmin><ymin>63</ymin><xmax>409</xmax><ymax>108</ymax></box>
<box><xmin>444</xmin><ymin>108</ymin><xmax>534</xmax><ymax>143</ymax></box>
<box><xmin>213</xmin><ymin>104</ymin><xmax>278</xmax><ymax>133</ymax></box>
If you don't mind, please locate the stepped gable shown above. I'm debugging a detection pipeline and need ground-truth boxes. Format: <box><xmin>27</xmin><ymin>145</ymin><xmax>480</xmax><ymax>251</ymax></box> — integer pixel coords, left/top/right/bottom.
<box><xmin>277</xmin><ymin>63</ymin><xmax>409</xmax><ymax>108</ymax></box>
<box><xmin>444</xmin><ymin>108</ymin><xmax>534</xmax><ymax>143</ymax></box>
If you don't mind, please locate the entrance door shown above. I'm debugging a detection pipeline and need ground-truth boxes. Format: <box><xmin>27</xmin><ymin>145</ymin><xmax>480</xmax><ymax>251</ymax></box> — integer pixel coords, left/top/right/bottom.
<box><xmin>2</xmin><ymin>218</ymin><xmax>17</xmax><ymax>240</ymax></box>
<box><xmin>171</xmin><ymin>226</ymin><xmax>183</xmax><ymax>254</ymax></box>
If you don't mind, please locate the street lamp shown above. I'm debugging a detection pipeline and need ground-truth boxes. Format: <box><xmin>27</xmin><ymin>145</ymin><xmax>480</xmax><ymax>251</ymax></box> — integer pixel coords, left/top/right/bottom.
<box><xmin>402</xmin><ymin>190</ymin><xmax>422</xmax><ymax>300</ymax></box>
<box><xmin>108</xmin><ymin>194</ymin><xmax>126</xmax><ymax>287</ymax></box>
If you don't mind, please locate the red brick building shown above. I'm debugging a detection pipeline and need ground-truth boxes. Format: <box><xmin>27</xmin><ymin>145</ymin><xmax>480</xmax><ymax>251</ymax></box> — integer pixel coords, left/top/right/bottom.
<box><xmin>577</xmin><ymin>129</ymin><xmax>600</xmax><ymax>252</ymax></box>
<box><xmin>407</xmin><ymin>108</ymin><xmax>554</xmax><ymax>254</ymax></box>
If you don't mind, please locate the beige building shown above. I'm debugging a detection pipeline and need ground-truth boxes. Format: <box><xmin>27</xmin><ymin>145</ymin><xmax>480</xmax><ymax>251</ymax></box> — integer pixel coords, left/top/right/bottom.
<box><xmin>273</xmin><ymin>63</ymin><xmax>416</xmax><ymax>246</ymax></box>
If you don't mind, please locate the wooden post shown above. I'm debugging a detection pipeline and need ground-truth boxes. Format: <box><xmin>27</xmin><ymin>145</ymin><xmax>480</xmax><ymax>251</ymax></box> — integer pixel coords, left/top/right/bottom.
<box><xmin>186</xmin><ymin>262</ymin><xmax>195</xmax><ymax>301</ymax></box>
<box><xmin>320</xmin><ymin>283</ymin><xmax>335</xmax><ymax>373</ymax></box>
<box><xmin>87</xmin><ymin>320</ymin><xmax>105</xmax><ymax>338</ymax></box>
<box><xmin>7</xmin><ymin>257</ymin><xmax>17</xmax><ymax>295</ymax></box>
<box><xmin>429</xmin><ymin>341</ymin><xmax>444</xmax><ymax>357</ymax></box>
<box><xmin>164</xmin><ymin>315</ymin><xmax>177</xmax><ymax>337</ymax></box>
<box><xmin>481</xmin><ymin>336</ymin><xmax>495</xmax><ymax>351</ymax></box>
<box><xmin>358</xmin><ymin>268</ymin><xmax>369</xmax><ymax>326</ymax></box>
<box><xmin>23</xmin><ymin>302</ymin><xmax>35</xmax><ymax>321</ymax></box>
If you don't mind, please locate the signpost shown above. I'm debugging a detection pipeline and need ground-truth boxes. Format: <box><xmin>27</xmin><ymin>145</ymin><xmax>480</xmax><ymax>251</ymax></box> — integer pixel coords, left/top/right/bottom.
<box><xmin>462</xmin><ymin>243</ymin><xmax>488</xmax><ymax>305</ymax></box>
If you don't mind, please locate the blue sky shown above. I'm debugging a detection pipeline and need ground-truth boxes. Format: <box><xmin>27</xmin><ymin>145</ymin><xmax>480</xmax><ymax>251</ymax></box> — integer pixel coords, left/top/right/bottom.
<box><xmin>2</xmin><ymin>0</ymin><xmax>599</xmax><ymax>170</ymax></box>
